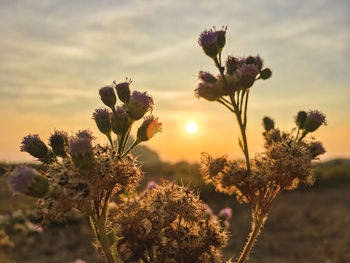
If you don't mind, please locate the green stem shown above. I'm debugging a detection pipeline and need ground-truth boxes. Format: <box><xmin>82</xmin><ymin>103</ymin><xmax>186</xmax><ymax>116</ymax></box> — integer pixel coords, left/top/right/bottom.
<box><xmin>237</xmin><ymin>212</ymin><xmax>266</xmax><ymax>263</ymax></box>
<box><xmin>121</xmin><ymin>139</ymin><xmax>141</xmax><ymax>158</ymax></box>
<box><xmin>106</xmin><ymin>133</ymin><xmax>114</xmax><ymax>150</ymax></box>
<box><xmin>95</xmin><ymin>217</ymin><xmax>118</xmax><ymax>263</ymax></box>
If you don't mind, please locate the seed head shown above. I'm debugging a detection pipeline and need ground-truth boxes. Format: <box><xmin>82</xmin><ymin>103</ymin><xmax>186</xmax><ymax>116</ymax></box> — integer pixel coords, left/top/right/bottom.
<box><xmin>137</xmin><ymin>115</ymin><xmax>162</xmax><ymax>142</ymax></box>
<box><xmin>92</xmin><ymin>108</ymin><xmax>112</xmax><ymax>136</ymax></box>
<box><xmin>127</xmin><ymin>91</ymin><xmax>154</xmax><ymax>120</ymax></box>
<box><xmin>8</xmin><ymin>166</ymin><xmax>49</xmax><ymax>198</ymax></box>
<box><xmin>49</xmin><ymin>130</ymin><xmax>68</xmax><ymax>158</ymax></box>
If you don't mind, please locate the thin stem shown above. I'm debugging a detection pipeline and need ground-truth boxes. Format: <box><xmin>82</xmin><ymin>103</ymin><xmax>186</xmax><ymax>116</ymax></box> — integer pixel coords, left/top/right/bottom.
<box><xmin>213</xmin><ymin>56</ymin><xmax>251</xmax><ymax>172</ymax></box>
<box><xmin>216</xmin><ymin>98</ymin><xmax>235</xmax><ymax>113</ymax></box>
<box><xmin>95</xmin><ymin>216</ymin><xmax>118</xmax><ymax>263</ymax></box>
<box><xmin>237</xmin><ymin>212</ymin><xmax>266</xmax><ymax>263</ymax></box>
<box><xmin>107</xmin><ymin>133</ymin><xmax>114</xmax><ymax>150</ymax></box>
<box><xmin>243</xmin><ymin>90</ymin><xmax>250</xmax><ymax>128</ymax></box>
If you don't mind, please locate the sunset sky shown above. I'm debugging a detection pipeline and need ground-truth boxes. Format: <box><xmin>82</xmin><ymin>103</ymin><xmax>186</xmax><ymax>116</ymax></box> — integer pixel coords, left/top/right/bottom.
<box><xmin>0</xmin><ymin>0</ymin><xmax>349</xmax><ymax>163</ymax></box>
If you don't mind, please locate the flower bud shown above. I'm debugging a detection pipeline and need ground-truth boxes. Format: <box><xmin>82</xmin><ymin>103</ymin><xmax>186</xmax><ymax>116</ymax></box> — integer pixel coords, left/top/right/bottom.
<box><xmin>239</xmin><ymin>64</ymin><xmax>259</xmax><ymax>89</ymax></box>
<box><xmin>49</xmin><ymin>130</ymin><xmax>68</xmax><ymax>158</ymax></box>
<box><xmin>92</xmin><ymin>108</ymin><xmax>112</xmax><ymax>136</ymax></box>
<box><xmin>218</xmin><ymin>207</ymin><xmax>232</xmax><ymax>221</ymax></box>
<box><xmin>262</xmin><ymin>117</ymin><xmax>275</xmax><ymax>132</ymax></box>
<box><xmin>260</xmin><ymin>68</ymin><xmax>272</xmax><ymax>80</ymax></box>
<box><xmin>127</xmin><ymin>91</ymin><xmax>154</xmax><ymax>120</ymax></box>
<box><xmin>99</xmin><ymin>86</ymin><xmax>117</xmax><ymax>109</ymax></box>
<box><xmin>137</xmin><ymin>115</ymin><xmax>162</xmax><ymax>142</ymax></box>
<box><xmin>113</xmin><ymin>80</ymin><xmax>131</xmax><ymax>103</ymax></box>
<box><xmin>295</xmin><ymin>111</ymin><xmax>307</xmax><ymax>129</ymax></box>
<box><xmin>303</xmin><ymin>110</ymin><xmax>327</xmax><ymax>133</ymax></box>
<box><xmin>8</xmin><ymin>166</ymin><xmax>49</xmax><ymax>198</ymax></box>
<box><xmin>198</xmin><ymin>29</ymin><xmax>219</xmax><ymax>58</ymax></box>
<box><xmin>245</xmin><ymin>56</ymin><xmax>255</xmax><ymax>65</ymax></box>
<box><xmin>309</xmin><ymin>141</ymin><xmax>326</xmax><ymax>158</ymax></box>
<box><xmin>215</xmin><ymin>26</ymin><xmax>227</xmax><ymax>50</ymax></box>
<box><xmin>20</xmin><ymin>134</ymin><xmax>55</xmax><ymax>163</ymax></box>
<box><xmin>69</xmin><ymin>130</ymin><xmax>95</xmax><ymax>171</ymax></box>
<box><xmin>111</xmin><ymin>106</ymin><xmax>131</xmax><ymax>135</ymax></box>
<box><xmin>198</xmin><ymin>71</ymin><xmax>217</xmax><ymax>84</ymax></box>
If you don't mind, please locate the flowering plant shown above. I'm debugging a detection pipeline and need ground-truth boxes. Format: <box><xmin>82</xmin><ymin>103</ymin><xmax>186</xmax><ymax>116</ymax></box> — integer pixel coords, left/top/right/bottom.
<box><xmin>197</xmin><ymin>26</ymin><xmax>326</xmax><ymax>263</ymax></box>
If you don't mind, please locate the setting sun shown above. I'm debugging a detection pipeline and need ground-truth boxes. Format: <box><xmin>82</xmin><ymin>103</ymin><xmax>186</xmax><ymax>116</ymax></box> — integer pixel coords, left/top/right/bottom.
<box><xmin>185</xmin><ymin>122</ymin><xmax>198</xmax><ymax>134</ymax></box>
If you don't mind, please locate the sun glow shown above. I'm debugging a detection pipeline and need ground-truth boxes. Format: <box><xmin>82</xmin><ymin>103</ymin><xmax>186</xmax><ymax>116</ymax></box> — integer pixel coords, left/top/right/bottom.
<box><xmin>185</xmin><ymin>122</ymin><xmax>198</xmax><ymax>134</ymax></box>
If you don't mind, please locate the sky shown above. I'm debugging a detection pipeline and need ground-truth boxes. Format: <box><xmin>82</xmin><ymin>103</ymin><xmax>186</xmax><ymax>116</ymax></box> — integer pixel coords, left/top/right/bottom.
<box><xmin>0</xmin><ymin>0</ymin><xmax>349</xmax><ymax>163</ymax></box>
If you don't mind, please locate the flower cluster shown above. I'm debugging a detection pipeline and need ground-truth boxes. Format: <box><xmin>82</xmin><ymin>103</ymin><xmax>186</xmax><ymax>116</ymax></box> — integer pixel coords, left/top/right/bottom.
<box><xmin>112</xmin><ymin>181</ymin><xmax>229</xmax><ymax>263</ymax></box>
<box><xmin>201</xmin><ymin>113</ymin><xmax>326</xmax><ymax>206</ymax></box>
<box><xmin>96</xmin><ymin>79</ymin><xmax>161</xmax><ymax>155</ymax></box>
<box><xmin>196</xmin><ymin>27</ymin><xmax>327</xmax><ymax>263</ymax></box>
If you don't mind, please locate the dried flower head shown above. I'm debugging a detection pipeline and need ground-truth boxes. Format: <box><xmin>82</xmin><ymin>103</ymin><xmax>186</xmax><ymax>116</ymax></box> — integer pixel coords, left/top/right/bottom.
<box><xmin>127</xmin><ymin>91</ymin><xmax>154</xmax><ymax>120</ymax></box>
<box><xmin>112</xmin><ymin>181</ymin><xmax>228</xmax><ymax>262</ymax></box>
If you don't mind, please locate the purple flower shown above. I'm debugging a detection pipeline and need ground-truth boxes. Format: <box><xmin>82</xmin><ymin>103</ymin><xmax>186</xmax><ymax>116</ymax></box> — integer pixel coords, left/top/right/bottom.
<box><xmin>239</xmin><ymin>64</ymin><xmax>259</xmax><ymax>89</ymax></box>
<box><xmin>127</xmin><ymin>91</ymin><xmax>154</xmax><ymax>120</ymax></box>
<box><xmin>8</xmin><ymin>166</ymin><xmax>49</xmax><ymax>197</ymax></box>
<box><xmin>218</xmin><ymin>207</ymin><xmax>232</xmax><ymax>220</ymax></box>
<box><xmin>99</xmin><ymin>86</ymin><xmax>116</xmax><ymax>109</ymax></box>
<box><xmin>8</xmin><ymin>166</ymin><xmax>36</xmax><ymax>194</ymax></box>
<box><xmin>198</xmin><ymin>29</ymin><xmax>219</xmax><ymax>58</ymax></box>
<box><xmin>146</xmin><ymin>181</ymin><xmax>158</xmax><ymax>190</ymax></box>
<box><xmin>92</xmin><ymin>108</ymin><xmax>112</xmax><ymax>135</ymax></box>
<box><xmin>195</xmin><ymin>81</ymin><xmax>226</xmax><ymax>101</ymax></box>
<box><xmin>304</xmin><ymin>110</ymin><xmax>327</xmax><ymax>132</ymax></box>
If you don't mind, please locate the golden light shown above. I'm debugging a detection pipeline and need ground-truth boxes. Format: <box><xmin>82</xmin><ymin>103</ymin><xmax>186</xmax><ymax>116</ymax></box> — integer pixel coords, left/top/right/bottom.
<box><xmin>185</xmin><ymin>122</ymin><xmax>198</xmax><ymax>134</ymax></box>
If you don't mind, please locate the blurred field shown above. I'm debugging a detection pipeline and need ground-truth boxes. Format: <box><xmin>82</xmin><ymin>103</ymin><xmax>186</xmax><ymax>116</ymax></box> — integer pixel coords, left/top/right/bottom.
<box><xmin>1</xmin><ymin>159</ymin><xmax>350</xmax><ymax>263</ymax></box>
